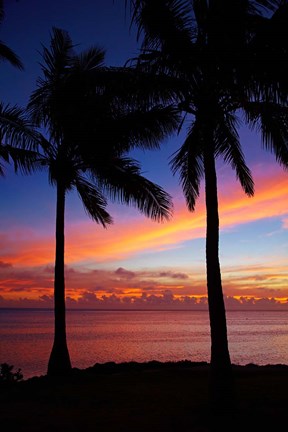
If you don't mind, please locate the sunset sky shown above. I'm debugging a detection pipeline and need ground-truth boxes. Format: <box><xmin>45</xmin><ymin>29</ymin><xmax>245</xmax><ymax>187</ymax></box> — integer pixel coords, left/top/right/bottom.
<box><xmin>0</xmin><ymin>0</ymin><xmax>287</xmax><ymax>310</ymax></box>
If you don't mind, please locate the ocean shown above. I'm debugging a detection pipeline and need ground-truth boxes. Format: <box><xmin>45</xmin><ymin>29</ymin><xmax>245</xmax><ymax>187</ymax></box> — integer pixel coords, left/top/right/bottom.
<box><xmin>1</xmin><ymin>309</ymin><xmax>288</xmax><ymax>379</ymax></box>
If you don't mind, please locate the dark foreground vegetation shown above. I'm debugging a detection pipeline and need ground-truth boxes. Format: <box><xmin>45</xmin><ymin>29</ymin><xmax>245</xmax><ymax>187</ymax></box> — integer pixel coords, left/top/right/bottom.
<box><xmin>1</xmin><ymin>361</ymin><xmax>287</xmax><ymax>432</ymax></box>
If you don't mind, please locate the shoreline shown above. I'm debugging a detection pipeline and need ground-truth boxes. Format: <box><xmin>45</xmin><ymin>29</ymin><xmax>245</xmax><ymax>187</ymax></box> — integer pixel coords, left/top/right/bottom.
<box><xmin>1</xmin><ymin>360</ymin><xmax>288</xmax><ymax>431</ymax></box>
<box><xmin>16</xmin><ymin>359</ymin><xmax>288</xmax><ymax>383</ymax></box>
<box><xmin>60</xmin><ymin>359</ymin><xmax>288</xmax><ymax>376</ymax></box>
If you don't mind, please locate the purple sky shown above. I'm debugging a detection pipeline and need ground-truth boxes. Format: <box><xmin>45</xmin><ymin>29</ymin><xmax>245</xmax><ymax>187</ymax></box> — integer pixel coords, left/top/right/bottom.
<box><xmin>0</xmin><ymin>0</ymin><xmax>287</xmax><ymax>309</ymax></box>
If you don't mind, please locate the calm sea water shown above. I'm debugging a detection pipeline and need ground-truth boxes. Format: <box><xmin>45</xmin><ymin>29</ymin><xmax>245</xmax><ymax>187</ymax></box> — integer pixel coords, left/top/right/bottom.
<box><xmin>1</xmin><ymin>309</ymin><xmax>288</xmax><ymax>379</ymax></box>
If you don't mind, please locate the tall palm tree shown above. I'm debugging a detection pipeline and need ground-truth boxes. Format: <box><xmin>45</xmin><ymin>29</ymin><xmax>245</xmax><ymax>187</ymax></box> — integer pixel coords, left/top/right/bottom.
<box><xmin>127</xmin><ymin>0</ymin><xmax>288</xmax><ymax>393</ymax></box>
<box><xmin>28</xmin><ymin>27</ymin><xmax>180</xmax><ymax>376</ymax></box>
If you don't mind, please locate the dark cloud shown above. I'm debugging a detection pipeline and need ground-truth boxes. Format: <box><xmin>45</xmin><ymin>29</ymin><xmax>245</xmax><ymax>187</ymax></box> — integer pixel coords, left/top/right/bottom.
<box><xmin>65</xmin><ymin>266</ymin><xmax>77</xmax><ymax>275</ymax></box>
<box><xmin>256</xmin><ymin>287</ymin><xmax>280</xmax><ymax>293</ymax></box>
<box><xmin>79</xmin><ymin>291</ymin><xmax>99</xmax><ymax>302</ymax></box>
<box><xmin>89</xmin><ymin>285</ymin><xmax>107</xmax><ymax>292</ymax></box>
<box><xmin>224</xmin><ymin>296</ymin><xmax>288</xmax><ymax>310</ymax></box>
<box><xmin>115</xmin><ymin>267</ymin><xmax>136</xmax><ymax>279</ymax></box>
<box><xmin>0</xmin><ymin>260</ymin><xmax>12</xmax><ymax>268</ymax></box>
<box><xmin>159</xmin><ymin>271</ymin><xmax>189</xmax><ymax>279</ymax></box>
<box><xmin>43</xmin><ymin>265</ymin><xmax>54</xmax><ymax>274</ymax></box>
<box><xmin>8</xmin><ymin>287</ymin><xmax>28</xmax><ymax>292</ymax></box>
<box><xmin>39</xmin><ymin>295</ymin><xmax>53</xmax><ymax>303</ymax></box>
<box><xmin>66</xmin><ymin>296</ymin><xmax>77</xmax><ymax>304</ymax></box>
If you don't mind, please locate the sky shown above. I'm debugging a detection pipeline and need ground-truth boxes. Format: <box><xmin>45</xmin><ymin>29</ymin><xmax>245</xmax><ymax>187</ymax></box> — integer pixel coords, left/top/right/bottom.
<box><xmin>0</xmin><ymin>0</ymin><xmax>287</xmax><ymax>310</ymax></box>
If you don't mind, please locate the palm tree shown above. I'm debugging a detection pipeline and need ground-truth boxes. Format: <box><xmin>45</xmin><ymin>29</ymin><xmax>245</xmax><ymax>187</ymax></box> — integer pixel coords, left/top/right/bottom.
<box><xmin>28</xmin><ymin>27</ymin><xmax>180</xmax><ymax>376</ymax></box>
<box><xmin>127</xmin><ymin>0</ymin><xmax>288</xmax><ymax>396</ymax></box>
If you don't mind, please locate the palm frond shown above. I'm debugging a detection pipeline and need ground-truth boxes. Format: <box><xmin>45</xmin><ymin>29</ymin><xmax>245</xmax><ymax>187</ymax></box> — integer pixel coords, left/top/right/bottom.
<box><xmin>215</xmin><ymin>111</ymin><xmax>254</xmax><ymax>196</ymax></box>
<box><xmin>129</xmin><ymin>0</ymin><xmax>194</xmax><ymax>50</ymax></box>
<box><xmin>0</xmin><ymin>103</ymin><xmax>41</xmax><ymax>151</ymax></box>
<box><xmin>170</xmin><ymin>120</ymin><xmax>204</xmax><ymax>210</ymax></box>
<box><xmin>29</xmin><ymin>28</ymin><xmax>76</xmax><ymax>140</ymax></box>
<box><xmin>28</xmin><ymin>81</ymin><xmax>52</xmax><ymax>126</ymax></box>
<box><xmin>104</xmin><ymin>105</ymin><xmax>181</xmax><ymax>152</ymax></box>
<box><xmin>0</xmin><ymin>143</ymin><xmax>9</xmax><ymax>176</ymax></box>
<box><xmin>253</xmin><ymin>1</ymin><xmax>283</xmax><ymax>14</ymax></box>
<box><xmin>75</xmin><ymin>176</ymin><xmax>112</xmax><ymax>227</ymax></box>
<box><xmin>104</xmin><ymin>66</ymin><xmax>187</xmax><ymax>107</ymax></box>
<box><xmin>242</xmin><ymin>2</ymin><xmax>288</xmax><ymax>104</ymax></box>
<box><xmin>95</xmin><ymin>156</ymin><xmax>173</xmax><ymax>222</ymax></box>
<box><xmin>0</xmin><ymin>41</ymin><xmax>23</xmax><ymax>69</ymax></box>
<box><xmin>73</xmin><ymin>47</ymin><xmax>106</xmax><ymax>72</ymax></box>
<box><xmin>0</xmin><ymin>0</ymin><xmax>22</xmax><ymax>68</ymax></box>
<box><xmin>2</xmin><ymin>145</ymin><xmax>42</xmax><ymax>175</ymax></box>
<box><xmin>40</xmin><ymin>27</ymin><xmax>75</xmax><ymax>80</ymax></box>
<box><xmin>193</xmin><ymin>0</ymin><xmax>208</xmax><ymax>44</ymax></box>
<box><xmin>244</xmin><ymin>100</ymin><xmax>288</xmax><ymax>168</ymax></box>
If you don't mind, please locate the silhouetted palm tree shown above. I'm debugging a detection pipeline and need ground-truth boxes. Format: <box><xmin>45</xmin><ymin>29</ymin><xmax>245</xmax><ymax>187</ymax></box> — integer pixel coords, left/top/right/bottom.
<box><xmin>127</xmin><ymin>0</ymin><xmax>288</xmax><ymax>398</ymax></box>
<box><xmin>28</xmin><ymin>27</ymin><xmax>180</xmax><ymax>376</ymax></box>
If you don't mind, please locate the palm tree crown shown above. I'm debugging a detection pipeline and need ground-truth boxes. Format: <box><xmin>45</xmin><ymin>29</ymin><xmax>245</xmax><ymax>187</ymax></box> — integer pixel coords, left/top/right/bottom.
<box><xmin>29</xmin><ymin>27</ymin><xmax>182</xmax><ymax>223</ymax></box>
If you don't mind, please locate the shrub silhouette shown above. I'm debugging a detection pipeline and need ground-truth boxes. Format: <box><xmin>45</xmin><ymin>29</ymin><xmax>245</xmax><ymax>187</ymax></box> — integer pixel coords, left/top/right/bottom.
<box><xmin>0</xmin><ymin>363</ymin><xmax>23</xmax><ymax>383</ymax></box>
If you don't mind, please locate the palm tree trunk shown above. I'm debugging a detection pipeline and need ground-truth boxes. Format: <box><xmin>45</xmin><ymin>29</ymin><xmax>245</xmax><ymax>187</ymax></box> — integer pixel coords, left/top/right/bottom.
<box><xmin>204</xmin><ymin>144</ymin><xmax>236</xmax><ymax>421</ymax></box>
<box><xmin>204</xmin><ymin>144</ymin><xmax>231</xmax><ymax>371</ymax></box>
<box><xmin>47</xmin><ymin>179</ymin><xmax>71</xmax><ymax>376</ymax></box>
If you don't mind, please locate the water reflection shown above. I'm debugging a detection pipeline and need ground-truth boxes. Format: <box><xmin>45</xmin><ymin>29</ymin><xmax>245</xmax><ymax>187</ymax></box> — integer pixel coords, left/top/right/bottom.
<box><xmin>1</xmin><ymin>309</ymin><xmax>287</xmax><ymax>378</ymax></box>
